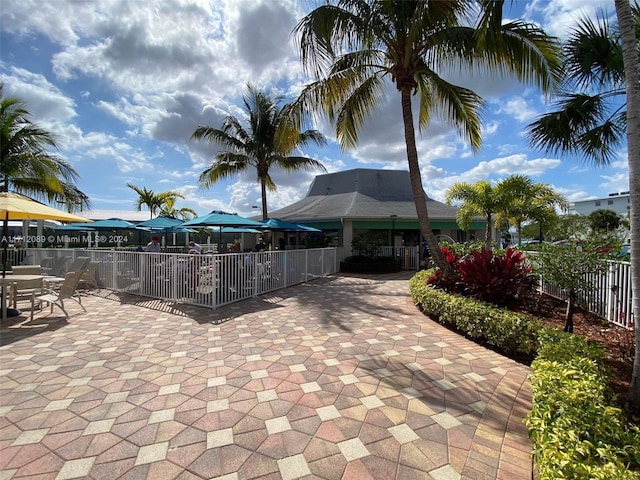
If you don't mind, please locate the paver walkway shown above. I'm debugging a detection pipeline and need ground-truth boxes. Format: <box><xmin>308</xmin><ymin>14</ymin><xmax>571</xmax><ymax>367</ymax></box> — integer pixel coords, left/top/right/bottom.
<box><xmin>0</xmin><ymin>272</ymin><xmax>533</xmax><ymax>480</ymax></box>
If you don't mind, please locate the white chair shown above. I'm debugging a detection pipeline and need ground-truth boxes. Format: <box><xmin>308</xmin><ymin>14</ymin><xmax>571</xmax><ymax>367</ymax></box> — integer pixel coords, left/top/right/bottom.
<box><xmin>33</xmin><ymin>270</ymin><xmax>86</xmax><ymax>320</ymax></box>
<box><xmin>65</xmin><ymin>256</ymin><xmax>90</xmax><ymax>275</ymax></box>
<box><xmin>9</xmin><ymin>277</ymin><xmax>44</xmax><ymax>311</ymax></box>
<box><xmin>11</xmin><ymin>265</ymin><xmax>43</xmax><ymax>275</ymax></box>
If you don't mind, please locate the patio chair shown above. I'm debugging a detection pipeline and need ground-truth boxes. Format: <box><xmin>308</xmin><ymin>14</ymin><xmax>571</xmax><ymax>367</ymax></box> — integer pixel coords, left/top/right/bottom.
<box><xmin>65</xmin><ymin>256</ymin><xmax>90</xmax><ymax>274</ymax></box>
<box><xmin>78</xmin><ymin>261</ymin><xmax>101</xmax><ymax>289</ymax></box>
<box><xmin>11</xmin><ymin>265</ymin><xmax>43</xmax><ymax>275</ymax></box>
<box><xmin>33</xmin><ymin>270</ymin><xmax>86</xmax><ymax>321</ymax></box>
<box><xmin>9</xmin><ymin>276</ymin><xmax>45</xmax><ymax>312</ymax></box>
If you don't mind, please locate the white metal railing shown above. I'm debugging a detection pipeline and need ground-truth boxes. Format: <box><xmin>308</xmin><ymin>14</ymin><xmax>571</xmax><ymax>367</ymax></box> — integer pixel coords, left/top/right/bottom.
<box><xmin>534</xmin><ymin>257</ymin><xmax>633</xmax><ymax>329</ymax></box>
<box><xmin>7</xmin><ymin>247</ymin><xmax>341</xmax><ymax>310</ymax></box>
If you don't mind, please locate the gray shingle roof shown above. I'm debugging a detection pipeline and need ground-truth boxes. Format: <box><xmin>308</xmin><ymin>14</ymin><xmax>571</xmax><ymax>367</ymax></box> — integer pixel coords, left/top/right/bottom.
<box><xmin>270</xmin><ymin>169</ymin><xmax>458</xmax><ymax>222</ymax></box>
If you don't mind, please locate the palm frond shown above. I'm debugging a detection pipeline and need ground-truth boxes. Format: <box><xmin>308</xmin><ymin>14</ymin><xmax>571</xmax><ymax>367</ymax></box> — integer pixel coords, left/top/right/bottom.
<box><xmin>417</xmin><ymin>73</ymin><xmax>484</xmax><ymax>151</ymax></box>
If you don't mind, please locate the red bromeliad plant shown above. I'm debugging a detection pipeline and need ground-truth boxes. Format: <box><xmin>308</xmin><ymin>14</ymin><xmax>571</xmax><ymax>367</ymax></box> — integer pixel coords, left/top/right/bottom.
<box><xmin>426</xmin><ymin>246</ymin><xmax>461</xmax><ymax>292</ymax></box>
<box><xmin>457</xmin><ymin>247</ymin><xmax>536</xmax><ymax>307</ymax></box>
<box><xmin>427</xmin><ymin>247</ymin><xmax>537</xmax><ymax>308</ymax></box>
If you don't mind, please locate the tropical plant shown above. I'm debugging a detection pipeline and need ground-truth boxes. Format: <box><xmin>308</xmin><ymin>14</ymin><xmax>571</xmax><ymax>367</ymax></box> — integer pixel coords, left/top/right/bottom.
<box><xmin>0</xmin><ymin>84</ymin><xmax>90</xmax><ymax>211</ymax></box>
<box><xmin>289</xmin><ymin>0</ymin><xmax>563</xmax><ymax>274</ymax></box>
<box><xmin>588</xmin><ymin>208</ymin><xmax>624</xmax><ymax>232</ymax></box>
<box><xmin>533</xmin><ymin>241</ymin><xmax>610</xmax><ymax>333</ymax></box>
<box><xmin>159</xmin><ymin>197</ymin><xmax>196</xmax><ymax>221</ymax></box>
<box><xmin>126</xmin><ymin>183</ymin><xmax>183</xmax><ymax>219</ymax></box>
<box><xmin>445</xmin><ymin>181</ymin><xmax>502</xmax><ymax>249</ymax></box>
<box><xmin>526</xmin><ymin>6</ymin><xmax>639</xmax><ymax>166</ymax></box>
<box><xmin>456</xmin><ymin>247</ymin><xmax>537</xmax><ymax>308</ymax></box>
<box><xmin>191</xmin><ymin>84</ymin><xmax>327</xmax><ymax>220</ymax></box>
<box><xmin>427</xmin><ymin>246</ymin><xmax>536</xmax><ymax>309</ymax></box>
<box><xmin>615</xmin><ymin>0</ymin><xmax>640</xmax><ymax>411</ymax></box>
<box><xmin>493</xmin><ymin>175</ymin><xmax>568</xmax><ymax>246</ymax></box>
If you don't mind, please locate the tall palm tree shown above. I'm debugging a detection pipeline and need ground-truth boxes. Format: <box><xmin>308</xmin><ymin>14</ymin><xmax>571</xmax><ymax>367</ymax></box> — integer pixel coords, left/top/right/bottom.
<box><xmin>289</xmin><ymin>0</ymin><xmax>562</xmax><ymax>272</ymax></box>
<box><xmin>127</xmin><ymin>183</ymin><xmax>183</xmax><ymax>219</ymax></box>
<box><xmin>159</xmin><ymin>197</ymin><xmax>197</xmax><ymax>220</ymax></box>
<box><xmin>0</xmin><ymin>85</ymin><xmax>90</xmax><ymax>211</ymax></box>
<box><xmin>445</xmin><ymin>181</ymin><xmax>501</xmax><ymax>249</ymax></box>
<box><xmin>525</xmin><ymin>6</ymin><xmax>639</xmax><ymax>165</ymax></box>
<box><xmin>493</xmin><ymin>175</ymin><xmax>568</xmax><ymax>247</ymax></box>
<box><xmin>614</xmin><ymin>0</ymin><xmax>640</xmax><ymax>410</ymax></box>
<box><xmin>191</xmin><ymin>84</ymin><xmax>327</xmax><ymax>220</ymax></box>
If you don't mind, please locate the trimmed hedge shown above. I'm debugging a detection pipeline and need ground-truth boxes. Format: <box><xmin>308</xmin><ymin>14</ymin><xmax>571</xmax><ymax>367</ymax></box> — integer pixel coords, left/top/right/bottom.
<box><xmin>527</xmin><ymin>329</ymin><xmax>640</xmax><ymax>479</ymax></box>
<box><xmin>409</xmin><ymin>269</ymin><xmax>640</xmax><ymax>479</ymax></box>
<box><xmin>409</xmin><ymin>269</ymin><xmax>541</xmax><ymax>356</ymax></box>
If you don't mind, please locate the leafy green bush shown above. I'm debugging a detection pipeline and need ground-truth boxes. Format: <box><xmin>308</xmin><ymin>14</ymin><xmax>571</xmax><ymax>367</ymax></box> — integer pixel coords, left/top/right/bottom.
<box><xmin>410</xmin><ymin>270</ymin><xmax>541</xmax><ymax>355</ymax></box>
<box><xmin>526</xmin><ymin>329</ymin><xmax>640</xmax><ymax>479</ymax></box>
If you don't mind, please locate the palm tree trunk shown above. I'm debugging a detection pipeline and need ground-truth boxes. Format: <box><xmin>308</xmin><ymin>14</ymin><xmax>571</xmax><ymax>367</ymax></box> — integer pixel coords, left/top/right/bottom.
<box><xmin>614</xmin><ymin>0</ymin><xmax>640</xmax><ymax>410</ymax></box>
<box><xmin>260</xmin><ymin>179</ymin><xmax>268</xmax><ymax>220</ymax></box>
<box><xmin>400</xmin><ymin>88</ymin><xmax>453</xmax><ymax>275</ymax></box>
<box><xmin>485</xmin><ymin>213</ymin><xmax>492</xmax><ymax>250</ymax></box>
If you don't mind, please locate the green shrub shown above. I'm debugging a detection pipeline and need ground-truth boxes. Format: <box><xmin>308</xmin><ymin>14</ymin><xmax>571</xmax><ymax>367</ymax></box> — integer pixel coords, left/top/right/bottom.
<box><xmin>526</xmin><ymin>330</ymin><xmax>640</xmax><ymax>479</ymax></box>
<box><xmin>410</xmin><ymin>269</ymin><xmax>541</xmax><ymax>355</ymax></box>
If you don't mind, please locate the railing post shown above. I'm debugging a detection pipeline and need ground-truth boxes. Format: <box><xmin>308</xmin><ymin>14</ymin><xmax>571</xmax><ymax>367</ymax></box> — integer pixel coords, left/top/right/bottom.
<box><xmin>606</xmin><ymin>261</ymin><xmax>616</xmax><ymax>325</ymax></box>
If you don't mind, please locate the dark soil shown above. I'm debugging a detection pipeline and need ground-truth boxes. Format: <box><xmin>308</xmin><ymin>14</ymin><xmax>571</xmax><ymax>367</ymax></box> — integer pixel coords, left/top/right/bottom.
<box><xmin>520</xmin><ymin>292</ymin><xmax>638</xmax><ymax>426</ymax></box>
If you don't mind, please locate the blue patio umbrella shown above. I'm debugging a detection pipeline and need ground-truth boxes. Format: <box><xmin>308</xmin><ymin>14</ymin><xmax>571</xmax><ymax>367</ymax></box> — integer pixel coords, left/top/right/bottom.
<box><xmin>63</xmin><ymin>217</ymin><xmax>136</xmax><ymax>230</ymax></box>
<box><xmin>55</xmin><ymin>223</ymin><xmax>95</xmax><ymax>231</ymax></box>
<box><xmin>258</xmin><ymin>218</ymin><xmax>321</xmax><ymax>232</ymax></box>
<box><xmin>135</xmin><ymin>215</ymin><xmax>184</xmax><ymax>230</ymax></box>
<box><xmin>182</xmin><ymin>211</ymin><xmax>265</xmax><ymax>229</ymax></box>
<box><xmin>136</xmin><ymin>215</ymin><xmax>196</xmax><ymax>243</ymax></box>
<box><xmin>221</xmin><ymin>227</ymin><xmax>264</xmax><ymax>234</ymax></box>
<box><xmin>182</xmin><ymin>211</ymin><xmax>265</xmax><ymax>252</ymax></box>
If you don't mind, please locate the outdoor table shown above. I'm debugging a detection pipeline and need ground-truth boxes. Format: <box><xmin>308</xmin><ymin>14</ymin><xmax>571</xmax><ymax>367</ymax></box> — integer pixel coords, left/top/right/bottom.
<box><xmin>0</xmin><ymin>274</ymin><xmax>45</xmax><ymax>320</ymax></box>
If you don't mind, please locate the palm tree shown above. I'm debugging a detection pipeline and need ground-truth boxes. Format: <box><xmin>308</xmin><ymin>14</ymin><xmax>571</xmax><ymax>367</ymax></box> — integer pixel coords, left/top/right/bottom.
<box><xmin>159</xmin><ymin>197</ymin><xmax>197</xmax><ymax>220</ymax></box>
<box><xmin>445</xmin><ymin>181</ymin><xmax>502</xmax><ymax>249</ymax></box>
<box><xmin>127</xmin><ymin>183</ymin><xmax>183</xmax><ymax>219</ymax></box>
<box><xmin>289</xmin><ymin>0</ymin><xmax>562</xmax><ymax>272</ymax></box>
<box><xmin>493</xmin><ymin>175</ymin><xmax>569</xmax><ymax>247</ymax></box>
<box><xmin>525</xmin><ymin>7</ymin><xmax>639</xmax><ymax>165</ymax></box>
<box><xmin>0</xmin><ymin>85</ymin><xmax>90</xmax><ymax>211</ymax></box>
<box><xmin>614</xmin><ymin>0</ymin><xmax>640</xmax><ymax>410</ymax></box>
<box><xmin>191</xmin><ymin>84</ymin><xmax>327</xmax><ymax>220</ymax></box>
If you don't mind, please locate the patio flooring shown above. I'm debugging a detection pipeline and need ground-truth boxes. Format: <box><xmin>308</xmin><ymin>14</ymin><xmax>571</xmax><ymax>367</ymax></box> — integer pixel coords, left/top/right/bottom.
<box><xmin>0</xmin><ymin>272</ymin><xmax>533</xmax><ymax>480</ymax></box>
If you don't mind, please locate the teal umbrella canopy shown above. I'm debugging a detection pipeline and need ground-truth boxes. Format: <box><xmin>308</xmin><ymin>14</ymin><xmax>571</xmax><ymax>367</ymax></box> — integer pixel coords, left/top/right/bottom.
<box><xmin>136</xmin><ymin>215</ymin><xmax>195</xmax><ymax>234</ymax></box>
<box><xmin>222</xmin><ymin>227</ymin><xmax>264</xmax><ymax>234</ymax></box>
<box><xmin>136</xmin><ymin>215</ymin><xmax>183</xmax><ymax>229</ymax></box>
<box><xmin>182</xmin><ymin>211</ymin><xmax>265</xmax><ymax>228</ymax></box>
<box><xmin>55</xmin><ymin>223</ymin><xmax>95</xmax><ymax>231</ymax></box>
<box><xmin>65</xmin><ymin>217</ymin><xmax>136</xmax><ymax>230</ymax></box>
<box><xmin>259</xmin><ymin>218</ymin><xmax>321</xmax><ymax>232</ymax></box>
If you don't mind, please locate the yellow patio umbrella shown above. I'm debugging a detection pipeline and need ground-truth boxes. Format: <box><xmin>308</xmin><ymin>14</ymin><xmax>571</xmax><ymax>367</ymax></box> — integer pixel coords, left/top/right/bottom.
<box><xmin>0</xmin><ymin>193</ymin><xmax>92</xmax><ymax>318</ymax></box>
<box><xmin>0</xmin><ymin>192</ymin><xmax>90</xmax><ymax>222</ymax></box>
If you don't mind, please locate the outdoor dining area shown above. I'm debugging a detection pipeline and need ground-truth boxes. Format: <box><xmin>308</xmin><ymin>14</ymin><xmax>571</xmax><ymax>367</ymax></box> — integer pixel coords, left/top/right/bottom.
<box><xmin>2</xmin><ymin>204</ymin><xmax>340</xmax><ymax>320</ymax></box>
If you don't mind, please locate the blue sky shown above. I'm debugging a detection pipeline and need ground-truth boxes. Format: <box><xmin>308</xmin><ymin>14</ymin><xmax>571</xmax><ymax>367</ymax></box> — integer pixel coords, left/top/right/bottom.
<box><xmin>0</xmin><ymin>0</ymin><xmax>629</xmax><ymax>221</ymax></box>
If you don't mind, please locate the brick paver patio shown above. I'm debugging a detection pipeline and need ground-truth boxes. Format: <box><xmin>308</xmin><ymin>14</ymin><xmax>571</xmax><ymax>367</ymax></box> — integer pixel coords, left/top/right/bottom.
<box><xmin>0</xmin><ymin>272</ymin><xmax>533</xmax><ymax>479</ymax></box>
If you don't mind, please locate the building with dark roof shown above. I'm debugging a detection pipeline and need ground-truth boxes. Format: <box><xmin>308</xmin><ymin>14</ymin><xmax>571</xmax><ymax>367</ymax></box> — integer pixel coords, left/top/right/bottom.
<box><xmin>269</xmin><ymin>169</ymin><xmax>485</xmax><ymax>255</ymax></box>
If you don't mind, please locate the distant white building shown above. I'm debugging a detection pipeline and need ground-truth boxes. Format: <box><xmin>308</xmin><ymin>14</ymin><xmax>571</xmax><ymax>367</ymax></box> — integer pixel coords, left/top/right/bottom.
<box><xmin>570</xmin><ymin>191</ymin><xmax>630</xmax><ymax>217</ymax></box>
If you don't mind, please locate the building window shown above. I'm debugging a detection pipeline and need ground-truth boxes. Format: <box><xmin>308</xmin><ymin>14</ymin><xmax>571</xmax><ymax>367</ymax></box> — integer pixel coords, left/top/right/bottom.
<box><xmin>608</xmin><ymin>200</ymin><xmax>614</xmax><ymax>205</ymax></box>
<box><xmin>595</xmin><ymin>201</ymin><xmax>601</xmax><ymax>206</ymax></box>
